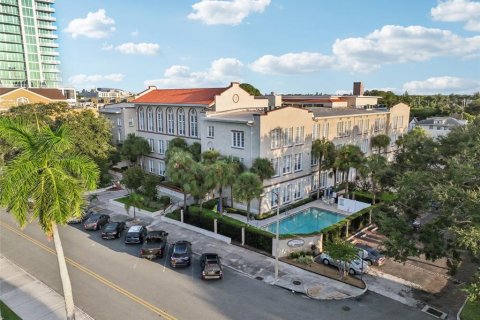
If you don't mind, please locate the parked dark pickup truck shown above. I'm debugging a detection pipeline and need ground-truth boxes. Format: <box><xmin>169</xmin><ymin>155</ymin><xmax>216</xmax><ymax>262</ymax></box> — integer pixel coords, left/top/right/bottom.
<box><xmin>140</xmin><ymin>231</ymin><xmax>168</xmax><ymax>259</ymax></box>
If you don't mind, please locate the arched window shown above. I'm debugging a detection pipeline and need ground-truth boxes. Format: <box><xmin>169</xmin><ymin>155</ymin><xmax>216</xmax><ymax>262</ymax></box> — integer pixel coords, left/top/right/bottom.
<box><xmin>16</xmin><ymin>97</ymin><xmax>29</xmax><ymax>105</ymax></box>
<box><xmin>147</xmin><ymin>107</ymin><xmax>154</xmax><ymax>131</ymax></box>
<box><xmin>138</xmin><ymin>106</ymin><xmax>145</xmax><ymax>131</ymax></box>
<box><xmin>156</xmin><ymin>108</ymin><xmax>164</xmax><ymax>132</ymax></box>
<box><xmin>178</xmin><ymin>108</ymin><xmax>185</xmax><ymax>135</ymax></box>
<box><xmin>167</xmin><ymin>108</ymin><xmax>174</xmax><ymax>134</ymax></box>
<box><xmin>189</xmin><ymin>109</ymin><xmax>198</xmax><ymax>137</ymax></box>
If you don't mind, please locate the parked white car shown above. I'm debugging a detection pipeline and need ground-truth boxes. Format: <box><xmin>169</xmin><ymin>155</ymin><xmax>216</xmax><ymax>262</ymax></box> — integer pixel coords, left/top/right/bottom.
<box><xmin>319</xmin><ymin>252</ymin><xmax>368</xmax><ymax>275</ymax></box>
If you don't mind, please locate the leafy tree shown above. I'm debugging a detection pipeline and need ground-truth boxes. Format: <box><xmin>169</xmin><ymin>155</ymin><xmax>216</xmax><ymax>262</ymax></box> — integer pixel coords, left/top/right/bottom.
<box><xmin>121</xmin><ymin>167</ymin><xmax>145</xmax><ymax>192</ymax></box>
<box><xmin>234</xmin><ymin>172</ymin><xmax>263</xmax><ymax>222</ymax></box>
<box><xmin>365</xmin><ymin>154</ymin><xmax>388</xmax><ymax>204</ymax></box>
<box><xmin>120</xmin><ymin>133</ymin><xmax>151</xmax><ymax>164</ymax></box>
<box><xmin>371</xmin><ymin>134</ymin><xmax>390</xmax><ymax>154</ymax></box>
<box><xmin>464</xmin><ymin>270</ymin><xmax>480</xmax><ymax>302</ymax></box>
<box><xmin>0</xmin><ymin>118</ymin><xmax>99</xmax><ymax>320</ymax></box>
<box><xmin>223</xmin><ymin>156</ymin><xmax>246</xmax><ymax>207</ymax></box>
<box><xmin>166</xmin><ymin>149</ymin><xmax>197</xmax><ymax>213</ymax></box>
<box><xmin>335</xmin><ymin>145</ymin><xmax>364</xmax><ymax>198</ymax></box>
<box><xmin>189</xmin><ymin>142</ymin><xmax>202</xmax><ymax>162</ymax></box>
<box><xmin>202</xmin><ymin>150</ymin><xmax>221</xmax><ymax>164</ymax></box>
<box><xmin>188</xmin><ymin>162</ymin><xmax>216</xmax><ymax>208</ymax></box>
<box><xmin>168</xmin><ymin>137</ymin><xmax>189</xmax><ymax>150</ymax></box>
<box><xmin>240</xmin><ymin>83</ymin><xmax>261</xmax><ymax>96</ymax></box>
<box><xmin>142</xmin><ymin>174</ymin><xmax>161</xmax><ymax>202</ymax></box>
<box><xmin>323</xmin><ymin>240</ymin><xmax>360</xmax><ymax>278</ymax></box>
<box><xmin>311</xmin><ymin>138</ymin><xmax>335</xmax><ymax>199</ymax></box>
<box><xmin>124</xmin><ymin>192</ymin><xmax>144</xmax><ymax>219</ymax></box>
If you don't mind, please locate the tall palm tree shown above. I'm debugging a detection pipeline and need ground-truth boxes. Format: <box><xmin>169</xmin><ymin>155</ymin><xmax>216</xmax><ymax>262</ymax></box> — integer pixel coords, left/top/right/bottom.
<box><xmin>234</xmin><ymin>172</ymin><xmax>263</xmax><ymax>223</ymax></box>
<box><xmin>0</xmin><ymin>118</ymin><xmax>99</xmax><ymax>320</ymax></box>
<box><xmin>210</xmin><ymin>159</ymin><xmax>237</xmax><ymax>214</ymax></box>
<box><xmin>366</xmin><ymin>154</ymin><xmax>388</xmax><ymax>205</ymax></box>
<box><xmin>124</xmin><ymin>191</ymin><xmax>144</xmax><ymax>219</ymax></box>
<box><xmin>371</xmin><ymin>134</ymin><xmax>391</xmax><ymax>154</ymax></box>
<box><xmin>311</xmin><ymin>138</ymin><xmax>335</xmax><ymax>199</ymax></box>
<box><xmin>335</xmin><ymin>145</ymin><xmax>364</xmax><ymax>198</ymax></box>
<box><xmin>250</xmin><ymin>158</ymin><xmax>275</xmax><ymax>214</ymax></box>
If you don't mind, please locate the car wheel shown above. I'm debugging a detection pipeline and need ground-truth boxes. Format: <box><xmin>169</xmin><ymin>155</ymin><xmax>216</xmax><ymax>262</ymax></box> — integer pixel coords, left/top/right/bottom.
<box><xmin>349</xmin><ymin>268</ymin><xmax>356</xmax><ymax>275</ymax></box>
<box><xmin>323</xmin><ymin>259</ymin><xmax>330</xmax><ymax>265</ymax></box>
<box><xmin>366</xmin><ymin>260</ymin><xmax>373</xmax><ymax>266</ymax></box>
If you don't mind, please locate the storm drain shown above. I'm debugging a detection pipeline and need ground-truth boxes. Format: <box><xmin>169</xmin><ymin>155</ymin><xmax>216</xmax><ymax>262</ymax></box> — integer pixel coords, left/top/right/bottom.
<box><xmin>421</xmin><ymin>305</ymin><xmax>447</xmax><ymax>319</ymax></box>
<box><xmin>292</xmin><ymin>280</ymin><xmax>302</xmax><ymax>286</ymax></box>
<box><xmin>342</xmin><ymin>306</ymin><xmax>351</xmax><ymax>311</ymax></box>
<box><xmin>255</xmin><ymin>276</ymin><xmax>264</xmax><ymax>281</ymax></box>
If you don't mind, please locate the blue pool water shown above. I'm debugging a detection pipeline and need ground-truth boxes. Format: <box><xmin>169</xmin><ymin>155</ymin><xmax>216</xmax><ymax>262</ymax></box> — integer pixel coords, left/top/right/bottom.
<box><xmin>265</xmin><ymin>207</ymin><xmax>345</xmax><ymax>235</ymax></box>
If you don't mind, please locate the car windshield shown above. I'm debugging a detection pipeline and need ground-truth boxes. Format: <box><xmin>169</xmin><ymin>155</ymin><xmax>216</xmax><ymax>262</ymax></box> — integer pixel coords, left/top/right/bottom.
<box><xmin>173</xmin><ymin>245</ymin><xmax>187</xmax><ymax>254</ymax></box>
<box><xmin>104</xmin><ymin>223</ymin><xmax>116</xmax><ymax>231</ymax></box>
<box><xmin>85</xmin><ymin>217</ymin><xmax>97</xmax><ymax>223</ymax></box>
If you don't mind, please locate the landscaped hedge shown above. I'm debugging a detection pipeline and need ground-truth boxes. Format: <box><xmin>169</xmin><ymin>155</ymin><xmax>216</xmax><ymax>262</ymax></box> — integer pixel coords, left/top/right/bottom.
<box><xmin>352</xmin><ymin>191</ymin><xmax>396</xmax><ymax>204</ymax></box>
<box><xmin>321</xmin><ymin>206</ymin><xmax>371</xmax><ymax>242</ymax></box>
<box><xmin>166</xmin><ymin>205</ymin><xmax>274</xmax><ymax>253</ymax></box>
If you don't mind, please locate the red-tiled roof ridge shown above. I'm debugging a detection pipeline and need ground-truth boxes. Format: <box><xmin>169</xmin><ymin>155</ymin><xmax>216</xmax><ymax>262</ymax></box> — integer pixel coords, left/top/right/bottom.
<box><xmin>28</xmin><ymin>88</ymin><xmax>66</xmax><ymax>100</ymax></box>
<box><xmin>132</xmin><ymin>86</ymin><xmax>229</xmax><ymax>105</ymax></box>
<box><xmin>0</xmin><ymin>88</ymin><xmax>17</xmax><ymax>96</ymax></box>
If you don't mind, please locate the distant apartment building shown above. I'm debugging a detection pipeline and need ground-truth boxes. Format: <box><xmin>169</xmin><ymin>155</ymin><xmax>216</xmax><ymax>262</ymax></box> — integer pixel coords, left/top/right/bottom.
<box><xmin>410</xmin><ymin>116</ymin><xmax>467</xmax><ymax>139</ymax></box>
<box><xmin>132</xmin><ymin>82</ymin><xmax>410</xmax><ymax>215</ymax></box>
<box><xmin>98</xmin><ymin>103</ymin><xmax>136</xmax><ymax>145</ymax></box>
<box><xmin>1</xmin><ymin>0</ymin><xmax>61</xmax><ymax>88</ymax></box>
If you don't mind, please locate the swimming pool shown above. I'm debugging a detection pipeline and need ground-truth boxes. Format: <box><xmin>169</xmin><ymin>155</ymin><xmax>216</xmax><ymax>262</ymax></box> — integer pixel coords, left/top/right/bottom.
<box><xmin>264</xmin><ymin>207</ymin><xmax>345</xmax><ymax>235</ymax></box>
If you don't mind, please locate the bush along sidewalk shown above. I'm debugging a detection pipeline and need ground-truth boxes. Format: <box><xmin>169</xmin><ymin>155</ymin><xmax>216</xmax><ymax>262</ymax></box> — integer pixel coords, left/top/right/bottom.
<box><xmin>166</xmin><ymin>205</ymin><xmax>273</xmax><ymax>254</ymax></box>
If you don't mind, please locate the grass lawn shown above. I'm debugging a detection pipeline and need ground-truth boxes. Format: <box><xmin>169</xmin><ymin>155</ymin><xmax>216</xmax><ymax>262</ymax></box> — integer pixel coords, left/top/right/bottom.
<box><xmin>0</xmin><ymin>300</ymin><xmax>22</xmax><ymax>320</ymax></box>
<box><xmin>114</xmin><ymin>195</ymin><xmax>164</xmax><ymax>213</ymax></box>
<box><xmin>461</xmin><ymin>300</ymin><xmax>480</xmax><ymax>320</ymax></box>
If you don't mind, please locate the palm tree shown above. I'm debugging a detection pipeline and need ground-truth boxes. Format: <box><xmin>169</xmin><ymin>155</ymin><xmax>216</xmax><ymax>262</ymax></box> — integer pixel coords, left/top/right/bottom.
<box><xmin>250</xmin><ymin>158</ymin><xmax>275</xmax><ymax>214</ymax></box>
<box><xmin>366</xmin><ymin>154</ymin><xmax>388</xmax><ymax>205</ymax></box>
<box><xmin>234</xmin><ymin>172</ymin><xmax>263</xmax><ymax>223</ymax></box>
<box><xmin>0</xmin><ymin>118</ymin><xmax>99</xmax><ymax>320</ymax></box>
<box><xmin>223</xmin><ymin>156</ymin><xmax>245</xmax><ymax>208</ymax></box>
<box><xmin>166</xmin><ymin>149</ymin><xmax>196</xmax><ymax>213</ymax></box>
<box><xmin>371</xmin><ymin>134</ymin><xmax>390</xmax><ymax>154</ymax></box>
<box><xmin>210</xmin><ymin>159</ymin><xmax>236</xmax><ymax>214</ymax></box>
<box><xmin>124</xmin><ymin>191</ymin><xmax>144</xmax><ymax>219</ymax></box>
<box><xmin>335</xmin><ymin>145</ymin><xmax>364</xmax><ymax>198</ymax></box>
<box><xmin>311</xmin><ymin>138</ymin><xmax>335</xmax><ymax>199</ymax></box>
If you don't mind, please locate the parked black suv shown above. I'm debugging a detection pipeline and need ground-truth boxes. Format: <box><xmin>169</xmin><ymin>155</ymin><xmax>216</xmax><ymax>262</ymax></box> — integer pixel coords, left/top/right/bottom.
<box><xmin>83</xmin><ymin>214</ymin><xmax>110</xmax><ymax>230</ymax></box>
<box><xmin>101</xmin><ymin>222</ymin><xmax>126</xmax><ymax>239</ymax></box>
<box><xmin>124</xmin><ymin>225</ymin><xmax>147</xmax><ymax>244</ymax></box>
<box><xmin>170</xmin><ymin>241</ymin><xmax>192</xmax><ymax>268</ymax></box>
<box><xmin>200</xmin><ymin>253</ymin><xmax>223</xmax><ymax>280</ymax></box>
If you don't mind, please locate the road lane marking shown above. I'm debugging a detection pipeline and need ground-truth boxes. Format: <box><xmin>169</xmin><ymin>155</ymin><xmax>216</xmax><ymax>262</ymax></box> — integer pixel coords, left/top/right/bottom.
<box><xmin>0</xmin><ymin>221</ymin><xmax>177</xmax><ymax>320</ymax></box>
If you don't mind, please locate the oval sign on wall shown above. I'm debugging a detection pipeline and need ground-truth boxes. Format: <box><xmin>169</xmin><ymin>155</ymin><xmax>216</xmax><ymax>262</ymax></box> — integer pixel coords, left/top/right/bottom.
<box><xmin>287</xmin><ymin>239</ymin><xmax>305</xmax><ymax>248</ymax></box>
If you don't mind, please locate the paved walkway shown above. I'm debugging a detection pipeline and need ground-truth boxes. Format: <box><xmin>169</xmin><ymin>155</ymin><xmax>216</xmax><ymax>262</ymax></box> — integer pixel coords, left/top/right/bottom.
<box><xmin>0</xmin><ymin>255</ymin><xmax>93</xmax><ymax>320</ymax></box>
<box><xmin>96</xmin><ymin>189</ymin><xmax>366</xmax><ymax>300</ymax></box>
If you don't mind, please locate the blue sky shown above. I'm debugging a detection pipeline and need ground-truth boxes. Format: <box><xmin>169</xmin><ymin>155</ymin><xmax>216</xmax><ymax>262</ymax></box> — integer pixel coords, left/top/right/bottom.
<box><xmin>56</xmin><ymin>0</ymin><xmax>480</xmax><ymax>95</ymax></box>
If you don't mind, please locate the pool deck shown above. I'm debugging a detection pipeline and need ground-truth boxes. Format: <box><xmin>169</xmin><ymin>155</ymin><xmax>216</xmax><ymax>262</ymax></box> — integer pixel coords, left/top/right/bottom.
<box><xmin>225</xmin><ymin>199</ymin><xmax>354</xmax><ymax>229</ymax></box>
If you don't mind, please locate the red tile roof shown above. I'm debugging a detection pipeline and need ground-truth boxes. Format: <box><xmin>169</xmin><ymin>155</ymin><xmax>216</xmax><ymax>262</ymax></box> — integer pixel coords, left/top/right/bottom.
<box><xmin>0</xmin><ymin>88</ymin><xmax>17</xmax><ymax>96</ymax></box>
<box><xmin>283</xmin><ymin>98</ymin><xmax>346</xmax><ymax>103</ymax></box>
<box><xmin>132</xmin><ymin>87</ymin><xmax>228</xmax><ymax>105</ymax></box>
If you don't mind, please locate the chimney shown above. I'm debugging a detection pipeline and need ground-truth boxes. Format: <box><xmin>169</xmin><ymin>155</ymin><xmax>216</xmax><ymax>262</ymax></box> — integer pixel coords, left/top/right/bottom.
<box><xmin>353</xmin><ymin>82</ymin><xmax>364</xmax><ymax>96</ymax></box>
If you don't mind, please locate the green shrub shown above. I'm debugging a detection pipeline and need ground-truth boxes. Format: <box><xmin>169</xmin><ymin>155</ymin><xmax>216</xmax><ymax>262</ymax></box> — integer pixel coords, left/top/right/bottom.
<box><xmin>296</xmin><ymin>255</ymin><xmax>314</xmax><ymax>265</ymax></box>
<box><xmin>290</xmin><ymin>252</ymin><xmax>300</xmax><ymax>259</ymax></box>
<box><xmin>159</xmin><ymin>196</ymin><xmax>171</xmax><ymax>206</ymax></box>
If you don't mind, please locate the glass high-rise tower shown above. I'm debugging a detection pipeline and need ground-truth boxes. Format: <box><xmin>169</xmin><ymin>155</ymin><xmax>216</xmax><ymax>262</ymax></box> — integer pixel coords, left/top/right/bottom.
<box><xmin>0</xmin><ymin>0</ymin><xmax>61</xmax><ymax>88</ymax></box>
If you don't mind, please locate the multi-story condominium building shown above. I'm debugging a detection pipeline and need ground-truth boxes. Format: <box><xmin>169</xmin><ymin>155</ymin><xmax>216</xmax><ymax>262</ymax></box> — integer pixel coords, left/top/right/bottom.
<box><xmin>132</xmin><ymin>82</ymin><xmax>410</xmax><ymax>215</ymax></box>
<box><xmin>98</xmin><ymin>102</ymin><xmax>137</xmax><ymax>145</ymax></box>
<box><xmin>1</xmin><ymin>0</ymin><xmax>61</xmax><ymax>88</ymax></box>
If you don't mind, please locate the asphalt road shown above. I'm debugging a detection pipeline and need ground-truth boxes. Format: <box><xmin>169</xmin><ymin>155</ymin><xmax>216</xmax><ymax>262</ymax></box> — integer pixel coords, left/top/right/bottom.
<box><xmin>0</xmin><ymin>212</ymin><xmax>431</xmax><ymax>320</ymax></box>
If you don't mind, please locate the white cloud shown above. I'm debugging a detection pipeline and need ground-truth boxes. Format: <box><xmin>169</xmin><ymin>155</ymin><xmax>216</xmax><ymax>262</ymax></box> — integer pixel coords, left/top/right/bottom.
<box><xmin>332</xmin><ymin>25</ymin><xmax>480</xmax><ymax>71</ymax></box>
<box><xmin>68</xmin><ymin>73</ymin><xmax>124</xmax><ymax>87</ymax></box>
<box><xmin>130</xmin><ymin>29</ymin><xmax>139</xmax><ymax>37</ymax></box>
<box><xmin>114</xmin><ymin>42</ymin><xmax>159</xmax><ymax>55</ymax></box>
<box><xmin>250</xmin><ymin>52</ymin><xmax>335</xmax><ymax>74</ymax></box>
<box><xmin>144</xmin><ymin>58</ymin><xmax>243</xmax><ymax>88</ymax></box>
<box><xmin>403</xmin><ymin>76</ymin><xmax>480</xmax><ymax>94</ymax></box>
<box><xmin>101</xmin><ymin>42</ymin><xmax>113</xmax><ymax>51</ymax></box>
<box><xmin>65</xmin><ymin>9</ymin><xmax>115</xmax><ymax>39</ymax></box>
<box><xmin>188</xmin><ymin>0</ymin><xmax>270</xmax><ymax>25</ymax></box>
<box><xmin>431</xmin><ymin>0</ymin><xmax>480</xmax><ymax>31</ymax></box>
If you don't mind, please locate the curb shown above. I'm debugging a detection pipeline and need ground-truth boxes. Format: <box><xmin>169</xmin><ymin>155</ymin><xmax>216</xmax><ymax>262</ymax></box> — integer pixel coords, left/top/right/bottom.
<box><xmin>305</xmin><ymin>281</ymin><xmax>368</xmax><ymax>300</ymax></box>
<box><xmin>456</xmin><ymin>297</ymin><xmax>468</xmax><ymax>320</ymax></box>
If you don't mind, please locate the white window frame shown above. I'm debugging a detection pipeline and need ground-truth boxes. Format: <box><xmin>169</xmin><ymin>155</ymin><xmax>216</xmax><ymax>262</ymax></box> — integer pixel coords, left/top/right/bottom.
<box><xmin>284</xmin><ymin>127</ymin><xmax>293</xmax><ymax>147</ymax></box>
<box><xmin>294</xmin><ymin>181</ymin><xmax>302</xmax><ymax>199</ymax></box>
<box><xmin>158</xmin><ymin>161</ymin><xmax>165</xmax><ymax>176</ymax></box>
<box><xmin>116</xmin><ymin>118</ymin><xmax>122</xmax><ymax>127</ymax></box>
<box><xmin>148</xmin><ymin>138</ymin><xmax>154</xmax><ymax>152</ymax></box>
<box><xmin>138</xmin><ymin>107</ymin><xmax>145</xmax><ymax>131</ymax></box>
<box><xmin>270</xmin><ymin>187</ymin><xmax>280</xmax><ymax>207</ymax></box>
<box><xmin>147</xmin><ymin>108</ymin><xmax>154</xmax><ymax>131</ymax></box>
<box><xmin>294</xmin><ymin>153</ymin><xmax>302</xmax><ymax>172</ymax></box>
<box><xmin>295</xmin><ymin>126</ymin><xmax>304</xmax><ymax>145</ymax></box>
<box><xmin>283</xmin><ymin>184</ymin><xmax>292</xmax><ymax>203</ymax></box>
<box><xmin>158</xmin><ymin>140</ymin><xmax>165</xmax><ymax>155</ymax></box>
<box><xmin>167</xmin><ymin>108</ymin><xmax>174</xmax><ymax>134</ymax></box>
<box><xmin>271</xmin><ymin>157</ymin><xmax>280</xmax><ymax>177</ymax></box>
<box><xmin>148</xmin><ymin>159</ymin><xmax>155</xmax><ymax>173</ymax></box>
<box><xmin>128</xmin><ymin>118</ymin><xmax>134</xmax><ymax>127</ymax></box>
<box><xmin>282</xmin><ymin>155</ymin><xmax>292</xmax><ymax>174</ymax></box>
<box><xmin>270</xmin><ymin>128</ymin><xmax>282</xmax><ymax>149</ymax></box>
<box><xmin>156</xmin><ymin>109</ymin><xmax>163</xmax><ymax>132</ymax></box>
<box><xmin>189</xmin><ymin>109</ymin><xmax>198</xmax><ymax>137</ymax></box>
<box><xmin>178</xmin><ymin>108</ymin><xmax>186</xmax><ymax>136</ymax></box>
<box><xmin>207</xmin><ymin>125</ymin><xmax>214</xmax><ymax>138</ymax></box>
<box><xmin>232</xmin><ymin>131</ymin><xmax>245</xmax><ymax>148</ymax></box>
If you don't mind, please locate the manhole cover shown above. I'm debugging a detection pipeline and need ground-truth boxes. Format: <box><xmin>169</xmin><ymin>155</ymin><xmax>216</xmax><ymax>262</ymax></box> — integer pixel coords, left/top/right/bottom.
<box><xmin>342</xmin><ymin>306</ymin><xmax>351</xmax><ymax>311</ymax></box>
<box><xmin>292</xmin><ymin>280</ymin><xmax>302</xmax><ymax>285</ymax></box>
<box><xmin>255</xmin><ymin>276</ymin><xmax>264</xmax><ymax>281</ymax></box>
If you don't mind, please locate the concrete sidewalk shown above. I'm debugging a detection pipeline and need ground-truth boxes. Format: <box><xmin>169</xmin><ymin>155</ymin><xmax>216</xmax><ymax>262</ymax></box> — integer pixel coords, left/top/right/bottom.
<box><xmin>0</xmin><ymin>255</ymin><xmax>93</xmax><ymax>320</ymax></box>
<box><xmin>96</xmin><ymin>189</ymin><xmax>366</xmax><ymax>300</ymax></box>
